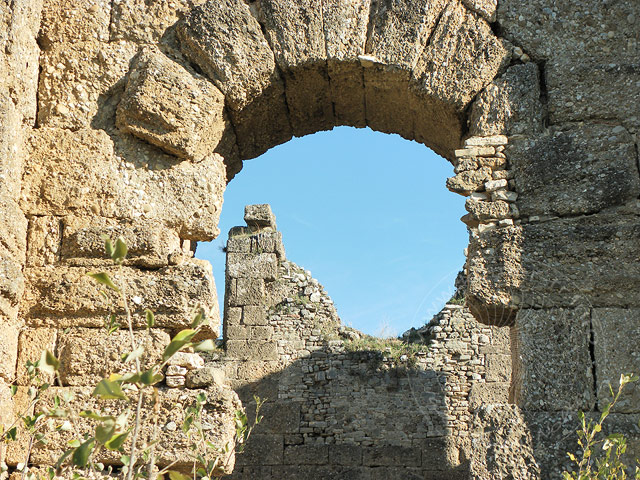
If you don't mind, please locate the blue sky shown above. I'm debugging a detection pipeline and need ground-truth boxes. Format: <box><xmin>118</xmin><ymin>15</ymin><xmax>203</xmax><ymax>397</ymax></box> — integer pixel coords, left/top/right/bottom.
<box><xmin>196</xmin><ymin>126</ymin><xmax>468</xmax><ymax>337</ymax></box>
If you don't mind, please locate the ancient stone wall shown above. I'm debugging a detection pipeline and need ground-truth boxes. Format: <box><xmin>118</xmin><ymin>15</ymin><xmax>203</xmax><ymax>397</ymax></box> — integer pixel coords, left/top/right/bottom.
<box><xmin>207</xmin><ymin>205</ymin><xmax>512</xmax><ymax>478</ymax></box>
<box><xmin>0</xmin><ymin>0</ymin><xmax>639</xmax><ymax>478</ymax></box>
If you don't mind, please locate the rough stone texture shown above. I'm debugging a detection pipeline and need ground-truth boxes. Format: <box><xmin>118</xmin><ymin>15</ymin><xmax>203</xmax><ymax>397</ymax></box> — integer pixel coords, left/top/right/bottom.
<box><xmin>177</xmin><ymin>0</ymin><xmax>292</xmax><ymax>159</ymax></box>
<box><xmin>592</xmin><ymin>308</ymin><xmax>640</xmax><ymax>413</ymax></box>
<box><xmin>116</xmin><ymin>47</ymin><xmax>236</xmax><ymax>161</ymax></box>
<box><xmin>57</xmin><ymin>328</ymin><xmax>171</xmax><ymax>385</ymax></box>
<box><xmin>469</xmin><ymin>404</ymin><xmax>540</xmax><ymax>480</ymax></box>
<box><xmin>512</xmin><ymin>308</ymin><xmax>595</xmax><ymax>411</ymax></box>
<box><xmin>22</xmin><ymin>128</ymin><xmax>227</xmax><ymax>240</ymax></box>
<box><xmin>469</xmin><ymin>63</ymin><xmax>544</xmax><ymax>136</ymax></box>
<box><xmin>38</xmin><ymin>0</ymin><xmax>111</xmax><ymax>49</ymax></box>
<box><xmin>21</xmin><ymin>261</ymin><xmax>220</xmax><ymax>335</ymax></box>
<box><xmin>16</xmin><ymin>328</ymin><xmax>57</xmax><ymax>385</ymax></box>
<box><xmin>0</xmin><ymin>319</ymin><xmax>19</xmax><ymax>383</ymax></box>
<box><xmin>509</xmin><ymin>125</ymin><xmax>640</xmax><ymax>218</ymax></box>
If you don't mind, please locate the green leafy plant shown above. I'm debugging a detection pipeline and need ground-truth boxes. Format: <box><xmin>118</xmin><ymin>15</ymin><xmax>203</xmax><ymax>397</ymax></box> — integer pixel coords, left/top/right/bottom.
<box><xmin>1</xmin><ymin>236</ymin><xmax>262</xmax><ymax>480</ymax></box>
<box><xmin>563</xmin><ymin>373</ymin><xmax>640</xmax><ymax>480</ymax></box>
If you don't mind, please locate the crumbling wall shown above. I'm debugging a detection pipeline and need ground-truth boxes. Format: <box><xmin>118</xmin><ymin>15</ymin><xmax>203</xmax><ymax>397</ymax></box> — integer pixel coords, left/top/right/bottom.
<box><xmin>209</xmin><ymin>205</ymin><xmax>513</xmax><ymax>479</ymax></box>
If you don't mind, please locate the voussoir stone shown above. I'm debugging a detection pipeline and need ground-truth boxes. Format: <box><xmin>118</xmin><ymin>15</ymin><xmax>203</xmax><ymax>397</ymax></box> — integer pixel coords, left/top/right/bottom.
<box><xmin>116</xmin><ymin>47</ymin><xmax>236</xmax><ymax>161</ymax></box>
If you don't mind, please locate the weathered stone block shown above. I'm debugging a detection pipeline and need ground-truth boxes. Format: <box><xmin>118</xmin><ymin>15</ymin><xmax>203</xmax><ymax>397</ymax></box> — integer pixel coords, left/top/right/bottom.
<box><xmin>512</xmin><ymin>308</ymin><xmax>594</xmax><ymax>411</ymax></box>
<box><xmin>485</xmin><ymin>353</ymin><xmax>511</xmax><ymax>383</ymax></box>
<box><xmin>284</xmin><ymin>444</ymin><xmax>328</xmax><ymax>465</ymax></box>
<box><xmin>329</xmin><ymin>444</ymin><xmax>363</xmax><ymax>466</ymax></box>
<box><xmin>110</xmin><ymin>0</ymin><xmax>205</xmax><ymax>44</ymax></box>
<box><xmin>370</xmin><ymin>467</ymin><xmax>425</xmax><ymax>480</ymax></box>
<box><xmin>185</xmin><ymin>366</ymin><xmax>225</xmax><ymax>388</ymax></box>
<box><xmin>22</xmin><ymin>261</ymin><xmax>219</xmax><ymax>334</ymax></box>
<box><xmin>0</xmin><ymin>94</ymin><xmax>24</xmax><ymax>199</ymax></box>
<box><xmin>25</xmin><ymin>216</ymin><xmax>61</xmax><ymax>267</ymax></box>
<box><xmin>37</xmin><ymin>41</ymin><xmax>137</xmax><ymax>129</ymax></box>
<box><xmin>225</xmin><ymin>340</ymin><xmax>278</xmax><ymax>361</ymax></box>
<box><xmin>592</xmin><ymin>308</ymin><xmax>640</xmax><ymax>413</ymax></box>
<box><xmin>0</xmin><ymin>252</ymin><xmax>25</xmax><ymax>319</ymax></box>
<box><xmin>226</xmin><ymin>325</ymin><xmax>274</xmax><ymax>342</ymax></box>
<box><xmin>57</xmin><ymin>328</ymin><xmax>170</xmax><ymax>386</ymax></box>
<box><xmin>520</xmin><ymin>212</ymin><xmax>640</xmax><ymax>309</ymax></box>
<box><xmin>0</xmin><ymin>319</ymin><xmax>18</xmax><ymax>383</ymax></box>
<box><xmin>446</xmin><ymin>167</ymin><xmax>492</xmax><ymax>196</ymax></box>
<box><xmin>9</xmin><ymin>385</ymin><xmax>241</xmax><ymax>471</ymax></box>
<box><xmin>16</xmin><ymin>328</ymin><xmax>57</xmax><ymax>386</ymax></box>
<box><xmin>547</xmin><ymin>60</ymin><xmax>640</xmax><ymax>132</ymax></box>
<box><xmin>117</xmin><ymin>47</ymin><xmax>236</xmax><ymax>162</ymax></box>
<box><xmin>413</xmin><ymin>2</ymin><xmax>509</xmax><ymax>111</ymax></box>
<box><xmin>362</xmin><ymin>446</ymin><xmax>421</xmax><ymax>467</ymax></box>
<box><xmin>242</xmin><ymin>306</ymin><xmax>269</xmax><ymax>326</ymax></box>
<box><xmin>0</xmin><ymin>198</ymin><xmax>27</xmax><ymax>260</ymax></box>
<box><xmin>227</xmin><ymin>278</ymin><xmax>266</xmax><ymax>307</ymax></box>
<box><xmin>468</xmin><ymin>382</ymin><xmax>510</xmax><ymax>409</ymax></box>
<box><xmin>39</xmin><ymin>0</ymin><xmax>111</xmax><ymax>49</ymax></box>
<box><xmin>509</xmin><ymin>126</ymin><xmax>640</xmax><ymax>217</ymax></box>
<box><xmin>236</xmin><ymin>433</ymin><xmax>283</xmax><ymax>466</ymax></box>
<box><xmin>23</xmin><ymin>128</ymin><xmax>227</xmax><ymax>241</ymax></box>
<box><xmin>465</xmin><ymin>198</ymin><xmax>511</xmax><ymax>221</ymax></box>
<box><xmin>60</xmin><ymin>216</ymin><xmax>183</xmax><ymax>268</ymax></box>
<box><xmin>244</xmin><ymin>204</ymin><xmax>277</xmax><ymax>229</ymax></box>
<box><xmin>462</xmin><ymin>0</ymin><xmax>497</xmax><ymax>22</ymax></box>
<box><xmin>469</xmin><ymin>63</ymin><xmax>543</xmax><ymax>137</ymax></box>
<box><xmin>227</xmin><ymin>253</ymin><xmax>278</xmax><ymax>281</ymax></box>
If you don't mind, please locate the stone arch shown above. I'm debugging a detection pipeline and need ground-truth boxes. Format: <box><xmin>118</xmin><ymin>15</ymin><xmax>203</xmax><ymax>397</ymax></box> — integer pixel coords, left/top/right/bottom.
<box><xmin>115</xmin><ymin>0</ymin><xmax>537</xmax><ymax>327</ymax></box>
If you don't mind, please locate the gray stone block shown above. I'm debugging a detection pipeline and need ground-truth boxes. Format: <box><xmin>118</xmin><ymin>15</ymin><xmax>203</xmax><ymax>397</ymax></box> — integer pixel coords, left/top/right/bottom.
<box><xmin>363</xmin><ymin>446</ymin><xmax>421</xmax><ymax>467</ymax></box>
<box><xmin>284</xmin><ymin>444</ymin><xmax>328</xmax><ymax>465</ymax></box>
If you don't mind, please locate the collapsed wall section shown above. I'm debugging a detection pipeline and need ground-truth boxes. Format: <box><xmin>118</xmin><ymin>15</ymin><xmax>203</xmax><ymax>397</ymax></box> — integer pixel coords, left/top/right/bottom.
<box><xmin>207</xmin><ymin>205</ymin><xmax>516</xmax><ymax>479</ymax></box>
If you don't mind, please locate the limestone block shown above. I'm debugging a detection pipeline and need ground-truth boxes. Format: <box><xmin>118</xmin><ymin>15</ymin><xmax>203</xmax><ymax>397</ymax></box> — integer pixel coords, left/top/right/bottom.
<box><xmin>242</xmin><ymin>306</ymin><xmax>269</xmax><ymax>326</ymax></box>
<box><xmin>546</xmin><ymin>59</ymin><xmax>640</xmax><ymax>132</ymax></box>
<box><xmin>116</xmin><ymin>48</ymin><xmax>236</xmax><ymax>161</ymax></box>
<box><xmin>466</xmin><ymin>224</ymin><xmax>522</xmax><ymax>325</ymax></box>
<box><xmin>0</xmin><ymin>94</ymin><xmax>23</xmax><ymax>198</ymax></box>
<box><xmin>362</xmin><ymin>446</ymin><xmax>421</xmax><ymax>467</ymax></box>
<box><xmin>37</xmin><ymin>41</ymin><xmax>137</xmax><ymax>129</ymax></box>
<box><xmin>227</xmin><ymin>278</ymin><xmax>266</xmax><ymax>307</ymax></box>
<box><xmin>12</xmin><ymin>385</ymin><xmax>241</xmax><ymax>471</ymax></box>
<box><xmin>244</xmin><ymin>204</ymin><xmax>277</xmax><ymax>229</ymax></box>
<box><xmin>185</xmin><ymin>366</ymin><xmax>225</xmax><ymax>388</ymax></box>
<box><xmin>497</xmin><ymin>0</ymin><xmax>638</xmax><ymax>62</ymax></box>
<box><xmin>258</xmin><ymin>0</ymin><xmax>333</xmax><ymax>136</ymax></box>
<box><xmin>22</xmin><ymin>261</ymin><xmax>219</xmax><ymax>335</ymax></box>
<box><xmin>468</xmin><ymin>382</ymin><xmax>510</xmax><ymax>408</ymax></box>
<box><xmin>39</xmin><ymin>0</ymin><xmax>111</xmax><ymax>49</ymax></box>
<box><xmin>363</xmin><ymin>0</ymin><xmax>447</xmax><ymax>141</ymax></box>
<box><xmin>25</xmin><ymin>216</ymin><xmax>62</xmax><ymax>267</ymax></box>
<box><xmin>57</xmin><ymin>328</ymin><xmax>171</xmax><ymax>386</ymax></box>
<box><xmin>255</xmin><ymin>402</ymin><xmax>300</xmax><ymax>434</ymax></box>
<box><xmin>512</xmin><ymin>308</ymin><xmax>594</xmax><ymax>411</ymax></box>
<box><xmin>485</xmin><ymin>353</ymin><xmax>511</xmax><ymax>383</ymax></box>
<box><xmin>509</xmin><ymin>126</ymin><xmax>640</xmax><ymax>217</ymax></box>
<box><xmin>227</xmin><ymin>231</ymin><xmax>285</xmax><ymax>258</ymax></box>
<box><xmin>0</xmin><ymin>379</ymin><xmax>12</xmax><ymax>434</ymax></box>
<box><xmin>236</xmin><ymin>433</ymin><xmax>283</xmax><ymax>466</ymax></box>
<box><xmin>322</xmin><ymin>0</ymin><xmax>370</xmax><ymax>126</ymax></box>
<box><xmin>0</xmin><ymin>319</ymin><xmax>19</xmax><ymax>383</ymax></box>
<box><xmin>0</xmin><ymin>0</ymin><xmax>42</xmax><ymax>124</ymax></box>
<box><xmin>446</xmin><ymin>166</ymin><xmax>492</xmax><ymax>196</ymax></box>
<box><xmin>465</xmin><ymin>198</ymin><xmax>511</xmax><ymax>221</ymax></box>
<box><xmin>177</xmin><ymin>0</ymin><xmax>292</xmax><ymax>158</ymax></box>
<box><xmin>413</xmin><ymin>1</ymin><xmax>509</xmax><ymax>110</ymax></box>
<box><xmin>469</xmin><ymin>405</ymin><xmax>540</xmax><ymax>480</ymax></box>
<box><xmin>0</xmin><ymin>199</ymin><xmax>28</xmax><ymax>261</ymax></box>
<box><xmin>592</xmin><ymin>308</ymin><xmax>640</xmax><ymax>413</ymax></box>
<box><xmin>227</xmin><ymin>253</ymin><xmax>278</xmax><ymax>281</ymax></box>
<box><xmin>469</xmin><ymin>63</ymin><xmax>543</xmax><ymax>137</ymax></box>
<box><xmin>519</xmin><ymin>212</ymin><xmax>640</xmax><ymax>309</ymax></box>
<box><xmin>461</xmin><ymin>0</ymin><xmax>497</xmax><ymax>22</ymax></box>
<box><xmin>16</xmin><ymin>328</ymin><xmax>57</xmax><ymax>386</ymax></box>
<box><xmin>22</xmin><ymin>128</ymin><xmax>227</xmax><ymax>240</ymax></box>
<box><xmin>329</xmin><ymin>444</ymin><xmax>363</xmax><ymax>466</ymax></box>
<box><xmin>284</xmin><ymin>445</ymin><xmax>328</xmax><ymax>465</ymax></box>
<box><xmin>111</xmin><ymin>0</ymin><xmax>206</xmax><ymax>44</ymax></box>
<box><xmin>0</xmin><ymin>251</ymin><xmax>25</xmax><ymax>319</ymax></box>
<box><xmin>225</xmin><ymin>340</ymin><xmax>277</xmax><ymax>361</ymax></box>
<box><xmin>60</xmin><ymin>216</ymin><xmax>183</xmax><ymax>268</ymax></box>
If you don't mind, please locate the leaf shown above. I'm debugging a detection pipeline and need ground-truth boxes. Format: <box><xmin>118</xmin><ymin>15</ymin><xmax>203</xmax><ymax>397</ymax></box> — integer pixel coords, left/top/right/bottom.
<box><xmin>190</xmin><ymin>310</ymin><xmax>205</xmax><ymax>329</ymax></box>
<box><xmin>101</xmin><ymin>235</ymin><xmax>115</xmax><ymax>258</ymax></box>
<box><xmin>104</xmin><ymin>431</ymin><xmax>129</xmax><ymax>451</ymax></box>
<box><xmin>162</xmin><ymin>329</ymin><xmax>197</xmax><ymax>361</ymax></box>
<box><xmin>79</xmin><ymin>411</ymin><xmax>113</xmax><ymax>422</ymax></box>
<box><xmin>168</xmin><ymin>471</ymin><xmax>190</xmax><ymax>480</ymax></box>
<box><xmin>10</xmin><ymin>385</ymin><xmax>17</xmax><ymax>396</ymax></box>
<box><xmin>140</xmin><ymin>367</ymin><xmax>163</xmax><ymax>386</ymax></box>
<box><xmin>87</xmin><ymin>272</ymin><xmax>119</xmax><ymax>292</ymax></box>
<box><xmin>92</xmin><ymin>378</ymin><xmax>128</xmax><ymax>401</ymax></box>
<box><xmin>38</xmin><ymin>350</ymin><xmax>60</xmax><ymax>375</ymax></box>
<box><xmin>194</xmin><ymin>339</ymin><xmax>216</xmax><ymax>353</ymax></box>
<box><xmin>6</xmin><ymin>427</ymin><xmax>17</xmax><ymax>441</ymax></box>
<box><xmin>95</xmin><ymin>419</ymin><xmax>116</xmax><ymax>445</ymax></box>
<box><xmin>121</xmin><ymin>346</ymin><xmax>144</xmax><ymax>364</ymax></box>
<box><xmin>145</xmin><ymin>309</ymin><xmax>155</xmax><ymax>328</ymax></box>
<box><xmin>72</xmin><ymin>438</ymin><xmax>95</xmax><ymax>468</ymax></box>
<box><xmin>112</xmin><ymin>237</ymin><xmax>128</xmax><ymax>264</ymax></box>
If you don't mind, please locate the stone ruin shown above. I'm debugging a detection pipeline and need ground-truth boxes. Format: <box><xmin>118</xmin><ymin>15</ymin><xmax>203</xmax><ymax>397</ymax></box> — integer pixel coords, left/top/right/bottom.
<box><xmin>1</xmin><ymin>0</ymin><xmax>639</xmax><ymax>479</ymax></box>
